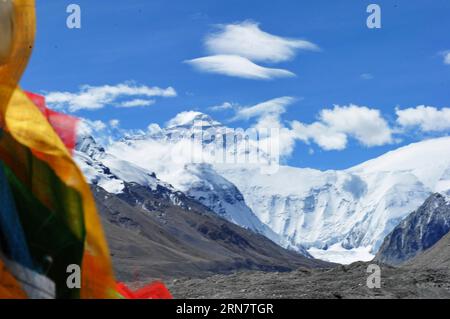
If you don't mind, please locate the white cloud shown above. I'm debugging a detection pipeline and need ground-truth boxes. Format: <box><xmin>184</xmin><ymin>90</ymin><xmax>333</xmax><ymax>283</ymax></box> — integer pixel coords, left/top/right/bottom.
<box><xmin>228</xmin><ymin>97</ymin><xmax>298</xmax><ymax>157</ymax></box>
<box><xmin>45</xmin><ymin>83</ymin><xmax>176</xmax><ymax>112</ymax></box>
<box><xmin>209</xmin><ymin>102</ymin><xmax>237</xmax><ymax>112</ymax></box>
<box><xmin>290</xmin><ymin>105</ymin><xmax>393</xmax><ymax>150</ymax></box>
<box><xmin>231</xmin><ymin>99</ymin><xmax>393</xmax><ymax>152</ymax></box>
<box><xmin>167</xmin><ymin>111</ymin><xmax>202</xmax><ymax>128</ymax></box>
<box><xmin>185</xmin><ymin>55</ymin><xmax>295</xmax><ymax>80</ymax></box>
<box><xmin>292</xmin><ymin>121</ymin><xmax>348</xmax><ymax>151</ymax></box>
<box><xmin>319</xmin><ymin>105</ymin><xmax>393</xmax><ymax>147</ymax></box>
<box><xmin>360</xmin><ymin>73</ymin><xmax>374</xmax><ymax>80</ymax></box>
<box><xmin>77</xmin><ymin>117</ymin><xmax>140</xmax><ymax>147</ymax></box>
<box><xmin>205</xmin><ymin>21</ymin><xmax>319</xmax><ymax>63</ymax></box>
<box><xmin>232</xmin><ymin>96</ymin><xmax>296</xmax><ymax>121</ymax></box>
<box><xmin>187</xmin><ymin>21</ymin><xmax>318</xmax><ymax>80</ymax></box>
<box><xmin>444</xmin><ymin>52</ymin><xmax>450</xmax><ymax>65</ymax></box>
<box><xmin>119</xmin><ymin>99</ymin><xmax>155</xmax><ymax>108</ymax></box>
<box><xmin>109</xmin><ymin>119</ymin><xmax>120</xmax><ymax>128</ymax></box>
<box><xmin>396</xmin><ymin>105</ymin><xmax>450</xmax><ymax>132</ymax></box>
<box><xmin>77</xmin><ymin>118</ymin><xmax>107</xmax><ymax>136</ymax></box>
<box><xmin>148</xmin><ymin>123</ymin><xmax>162</xmax><ymax>135</ymax></box>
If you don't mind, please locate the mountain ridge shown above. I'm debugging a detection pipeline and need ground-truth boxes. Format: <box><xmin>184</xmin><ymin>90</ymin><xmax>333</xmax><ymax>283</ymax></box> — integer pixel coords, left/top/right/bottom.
<box><xmin>376</xmin><ymin>192</ymin><xmax>450</xmax><ymax>266</ymax></box>
<box><xmin>93</xmin><ymin>181</ymin><xmax>330</xmax><ymax>282</ymax></box>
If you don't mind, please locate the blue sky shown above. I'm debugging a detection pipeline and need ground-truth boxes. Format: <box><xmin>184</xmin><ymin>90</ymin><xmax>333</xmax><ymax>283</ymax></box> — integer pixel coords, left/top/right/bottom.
<box><xmin>21</xmin><ymin>0</ymin><xmax>450</xmax><ymax>170</ymax></box>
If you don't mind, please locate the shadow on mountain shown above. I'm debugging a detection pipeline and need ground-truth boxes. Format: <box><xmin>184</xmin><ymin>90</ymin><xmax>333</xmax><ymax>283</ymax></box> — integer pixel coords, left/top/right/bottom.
<box><xmin>93</xmin><ymin>183</ymin><xmax>330</xmax><ymax>283</ymax></box>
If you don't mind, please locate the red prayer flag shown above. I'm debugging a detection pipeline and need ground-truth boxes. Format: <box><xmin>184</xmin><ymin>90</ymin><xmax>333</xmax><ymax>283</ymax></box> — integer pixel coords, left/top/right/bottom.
<box><xmin>116</xmin><ymin>281</ymin><xmax>173</xmax><ymax>299</ymax></box>
<box><xmin>24</xmin><ymin>91</ymin><xmax>78</xmax><ymax>153</ymax></box>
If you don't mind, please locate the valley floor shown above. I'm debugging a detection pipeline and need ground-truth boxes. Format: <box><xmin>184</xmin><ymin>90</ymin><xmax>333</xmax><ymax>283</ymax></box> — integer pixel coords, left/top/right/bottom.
<box><xmin>167</xmin><ymin>263</ymin><xmax>450</xmax><ymax>299</ymax></box>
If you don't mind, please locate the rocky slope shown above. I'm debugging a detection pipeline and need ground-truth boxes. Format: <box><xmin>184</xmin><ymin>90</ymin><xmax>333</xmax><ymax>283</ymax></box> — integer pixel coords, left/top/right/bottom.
<box><xmin>406</xmin><ymin>226</ymin><xmax>450</xmax><ymax>270</ymax></box>
<box><xmin>93</xmin><ymin>182</ymin><xmax>329</xmax><ymax>282</ymax></box>
<box><xmin>376</xmin><ymin>193</ymin><xmax>450</xmax><ymax>266</ymax></box>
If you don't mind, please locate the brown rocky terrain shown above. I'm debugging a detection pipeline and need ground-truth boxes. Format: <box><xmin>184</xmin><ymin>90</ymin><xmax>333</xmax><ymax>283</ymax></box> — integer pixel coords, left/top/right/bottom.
<box><xmin>93</xmin><ymin>184</ymin><xmax>329</xmax><ymax>283</ymax></box>
<box><xmin>167</xmin><ymin>262</ymin><xmax>450</xmax><ymax>299</ymax></box>
<box><xmin>93</xmin><ymin>181</ymin><xmax>450</xmax><ymax>299</ymax></box>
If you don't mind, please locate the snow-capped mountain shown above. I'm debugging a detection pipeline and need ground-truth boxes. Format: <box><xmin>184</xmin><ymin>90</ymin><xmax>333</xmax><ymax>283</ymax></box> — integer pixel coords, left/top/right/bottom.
<box><xmin>78</xmin><ymin>112</ymin><xmax>450</xmax><ymax>264</ymax></box>
<box><xmin>178</xmin><ymin>163</ymin><xmax>288</xmax><ymax>249</ymax></box>
<box><xmin>75</xmin><ymin>135</ymin><xmax>189</xmax><ymax>210</ymax></box>
<box><xmin>217</xmin><ymin>137</ymin><xmax>450</xmax><ymax>262</ymax></box>
<box><xmin>75</xmin><ymin>129</ymin><xmax>293</xmax><ymax>254</ymax></box>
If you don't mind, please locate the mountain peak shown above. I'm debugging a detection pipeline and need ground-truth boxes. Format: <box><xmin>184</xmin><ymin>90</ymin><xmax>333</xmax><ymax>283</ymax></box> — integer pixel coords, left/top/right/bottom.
<box><xmin>166</xmin><ymin>111</ymin><xmax>222</xmax><ymax>129</ymax></box>
<box><xmin>75</xmin><ymin>134</ymin><xmax>105</xmax><ymax>159</ymax></box>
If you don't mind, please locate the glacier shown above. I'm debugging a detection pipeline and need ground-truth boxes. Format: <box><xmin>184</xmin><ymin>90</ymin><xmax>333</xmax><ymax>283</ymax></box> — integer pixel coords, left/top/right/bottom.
<box><xmin>216</xmin><ymin>137</ymin><xmax>450</xmax><ymax>262</ymax></box>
